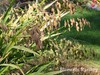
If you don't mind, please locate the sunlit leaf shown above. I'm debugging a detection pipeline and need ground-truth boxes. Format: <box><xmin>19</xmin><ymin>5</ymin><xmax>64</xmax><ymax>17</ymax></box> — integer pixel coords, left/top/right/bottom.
<box><xmin>13</xmin><ymin>46</ymin><xmax>40</xmax><ymax>56</ymax></box>
<box><xmin>0</xmin><ymin>64</ymin><xmax>25</xmax><ymax>75</ymax></box>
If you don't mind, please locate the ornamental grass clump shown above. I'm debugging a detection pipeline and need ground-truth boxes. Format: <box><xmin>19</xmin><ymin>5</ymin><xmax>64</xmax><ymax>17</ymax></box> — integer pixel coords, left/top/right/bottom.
<box><xmin>0</xmin><ymin>0</ymin><xmax>93</xmax><ymax>75</ymax></box>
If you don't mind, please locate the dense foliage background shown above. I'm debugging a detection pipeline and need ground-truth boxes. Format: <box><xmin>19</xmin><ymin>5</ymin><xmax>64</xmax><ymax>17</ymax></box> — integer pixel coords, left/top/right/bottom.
<box><xmin>0</xmin><ymin>0</ymin><xmax>100</xmax><ymax>75</ymax></box>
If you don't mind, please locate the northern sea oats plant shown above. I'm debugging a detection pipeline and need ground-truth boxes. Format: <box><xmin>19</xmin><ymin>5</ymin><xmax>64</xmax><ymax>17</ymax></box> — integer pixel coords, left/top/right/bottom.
<box><xmin>0</xmin><ymin>0</ymin><xmax>93</xmax><ymax>75</ymax></box>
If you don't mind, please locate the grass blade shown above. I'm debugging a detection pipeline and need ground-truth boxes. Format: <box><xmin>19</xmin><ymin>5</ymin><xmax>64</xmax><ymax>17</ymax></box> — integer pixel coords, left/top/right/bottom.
<box><xmin>12</xmin><ymin>46</ymin><xmax>40</xmax><ymax>56</ymax></box>
<box><xmin>37</xmin><ymin>63</ymin><xmax>52</xmax><ymax>72</ymax></box>
<box><xmin>2</xmin><ymin>0</ymin><xmax>15</xmax><ymax>24</ymax></box>
<box><xmin>0</xmin><ymin>66</ymin><xmax>9</xmax><ymax>75</ymax></box>
<box><xmin>45</xmin><ymin>70</ymin><xmax>65</xmax><ymax>75</ymax></box>
<box><xmin>28</xmin><ymin>72</ymin><xmax>44</xmax><ymax>75</ymax></box>
<box><xmin>0</xmin><ymin>64</ymin><xmax>25</xmax><ymax>75</ymax></box>
<box><xmin>43</xmin><ymin>0</ymin><xmax>57</xmax><ymax>10</ymax></box>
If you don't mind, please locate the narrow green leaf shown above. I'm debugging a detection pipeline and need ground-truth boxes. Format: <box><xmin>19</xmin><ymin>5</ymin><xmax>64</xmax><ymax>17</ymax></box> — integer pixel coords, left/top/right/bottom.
<box><xmin>26</xmin><ymin>65</ymin><xmax>39</xmax><ymax>74</ymax></box>
<box><xmin>0</xmin><ymin>66</ymin><xmax>9</xmax><ymax>75</ymax></box>
<box><xmin>12</xmin><ymin>46</ymin><xmax>40</xmax><ymax>56</ymax></box>
<box><xmin>2</xmin><ymin>0</ymin><xmax>15</xmax><ymax>24</ymax></box>
<box><xmin>3</xmin><ymin>37</ymin><xmax>16</xmax><ymax>56</ymax></box>
<box><xmin>37</xmin><ymin>63</ymin><xmax>52</xmax><ymax>72</ymax></box>
<box><xmin>41</xmin><ymin>31</ymin><xmax>67</xmax><ymax>41</ymax></box>
<box><xmin>0</xmin><ymin>64</ymin><xmax>25</xmax><ymax>75</ymax></box>
<box><xmin>28</xmin><ymin>72</ymin><xmax>44</xmax><ymax>75</ymax></box>
<box><xmin>41</xmin><ymin>33</ymin><xmax>61</xmax><ymax>41</ymax></box>
<box><xmin>45</xmin><ymin>70</ymin><xmax>65</xmax><ymax>75</ymax></box>
<box><xmin>0</xmin><ymin>52</ymin><xmax>11</xmax><ymax>62</ymax></box>
<box><xmin>27</xmin><ymin>70</ymin><xmax>65</xmax><ymax>75</ymax></box>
